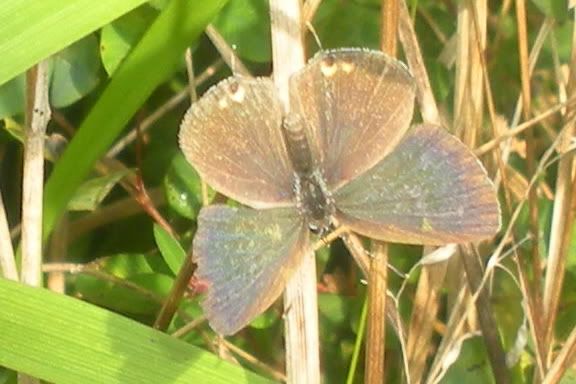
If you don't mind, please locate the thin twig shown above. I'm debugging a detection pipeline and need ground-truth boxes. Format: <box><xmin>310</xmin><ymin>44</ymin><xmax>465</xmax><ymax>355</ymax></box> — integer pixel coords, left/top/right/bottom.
<box><xmin>221</xmin><ymin>339</ymin><xmax>287</xmax><ymax>382</ymax></box>
<box><xmin>153</xmin><ymin>250</ymin><xmax>196</xmax><ymax>331</ymax></box>
<box><xmin>206</xmin><ymin>25</ymin><xmax>251</xmax><ymax>76</ymax></box>
<box><xmin>106</xmin><ymin>60</ymin><xmax>221</xmax><ymax>158</ymax></box>
<box><xmin>474</xmin><ymin>99</ymin><xmax>572</xmax><ymax>156</ymax></box>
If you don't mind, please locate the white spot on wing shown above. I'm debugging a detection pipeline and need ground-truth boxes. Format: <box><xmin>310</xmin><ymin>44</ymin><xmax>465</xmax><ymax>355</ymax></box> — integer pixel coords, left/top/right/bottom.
<box><xmin>229</xmin><ymin>84</ymin><xmax>246</xmax><ymax>103</ymax></box>
<box><xmin>320</xmin><ymin>60</ymin><xmax>338</xmax><ymax>77</ymax></box>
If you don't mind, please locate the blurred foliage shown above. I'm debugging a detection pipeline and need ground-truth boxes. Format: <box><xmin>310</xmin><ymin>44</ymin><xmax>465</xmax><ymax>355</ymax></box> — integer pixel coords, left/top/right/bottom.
<box><xmin>0</xmin><ymin>0</ymin><xmax>575</xmax><ymax>382</ymax></box>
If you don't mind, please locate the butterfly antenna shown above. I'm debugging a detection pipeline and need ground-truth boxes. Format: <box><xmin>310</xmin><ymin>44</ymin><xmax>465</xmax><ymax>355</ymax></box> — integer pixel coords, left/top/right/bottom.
<box><xmin>306</xmin><ymin>21</ymin><xmax>323</xmax><ymax>51</ymax></box>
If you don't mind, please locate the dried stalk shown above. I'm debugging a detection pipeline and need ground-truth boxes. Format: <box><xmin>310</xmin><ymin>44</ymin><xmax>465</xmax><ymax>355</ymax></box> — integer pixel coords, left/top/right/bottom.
<box><xmin>398</xmin><ymin>0</ymin><xmax>441</xmax><ymax>125</ymax></box>
<box><xmin>474</xmin><ymin>100</ymin><xmax>572</xmax><ymax>156</ymax></box>
<box><xmin>206</xmin><ymin>24</ymin><xmax>251</xmax><ymax>76</ymax></box>
<box><xmin>459</xmin><ymin>245</ymin><xmax>510</xmax><ymax>383</ymax></box>
<box><xmin>362</xmin><ymin>1</ymin><xmax>400</xmax><ymax>382</ymax></box>
<box><xmin>542</xmin><ymin>322</ymin><xmax>576</xmax><ymax>384</ymax></box>
<box><xmin>515</xmin><ymin>0</ymin><xmax>542</xmax><ymax>325</ymax></box>
<box><xmin>106</xmin><ymin>60</ymin><xmax>221</xmax><ymax>158</ymax></box>
<box><xmin>269</xmin><ymin>0</ymin><xmax>320</xmax><ymax>382</ymax></box>
<box><xmin>366</xmin><ymin>242</ymin><xmax>388</xmax><ymax>383</ymax></box>
<box><xmin>153</xmin><ymin>251</ymin><xmax>196</xmax><ymax>331</ymax></box>
<box><xmin>406</xmin><ymin>261</ymin><xmax>446</xmax><ymax>383</ymax></box>
<box><xmin>19</xmin><ymin>59</ymin><xmax>51</xmax><ymax>384</ymax></box>
<box><xmin>543</xmin><ymin>13</ymin><xmax>576</xmax><ymax>365</ymax></box>
<box><xmin>21</xmin><ymin>60</ymin><xmax>51</xmax><ymax>286</ymax></box>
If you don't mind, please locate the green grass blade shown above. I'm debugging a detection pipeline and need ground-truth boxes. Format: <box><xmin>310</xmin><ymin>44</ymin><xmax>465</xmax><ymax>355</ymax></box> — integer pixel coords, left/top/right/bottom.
<box><xmin>43</xmin><ymin>0</ymin><xmax>228</xmax><ymax>237</ymax></box>
<box><xmin>0</xmin><ymin>0</ymin><xmax>149</xmax><ymax>86</ymax></box>
<box><xmin>0</xmin><ymin>278</ymin><xmax>273</xmax><ymax>383</ymax></box>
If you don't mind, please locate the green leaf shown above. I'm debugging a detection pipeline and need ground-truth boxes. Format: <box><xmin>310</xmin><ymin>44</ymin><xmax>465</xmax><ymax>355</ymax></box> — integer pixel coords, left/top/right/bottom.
<box><xmin>100</xmin><ymin>6</ymin><xmax>158</xmax><ymax>75</ymax></box>
<box><xmin>165</xmin><ymin>153</ymin><xmax>207</xmax><ymax>219</ymax></box>
<box><xmin>96</xmin><ymin>253</ymin><xmax>170</xmax><ymax>278</ymax></box>
<box><xmin>530</xmin><ymin>0</ymin><xmax>568</xmax><ymax>22</ymax></box>
<box><xmin>313</xmin><ymin>0</ymin><xmax>380</xmax><ymax>50</ymax></box>
<box><xmin>0</xmin><ymin>277</ymin><xmax>272</xmax><ymax>383</ymax></box>
<box><xmin>154</xmin><ymin>223</ymin><xmax>187</xmax><ymax>274</ymax></box>
<box><xmin>43</xmin><ymin>0</ymin><xmax>229</xmax><ymax>239</ymax></box>
<box><xmin>441</xmin><ymin>336</ymin><xmax>494</xmax><ymax>384</ymax></box>
<box><xmin>213</xmin><ymin>0</ymin><xmax>272</xmax><ymax>63</ymax></box>
<box><xmin>0</xmin><ymin>35</ymin><xmax>102</xmax><ymax>117</ymax></box>
<box><xmin>0</xmin><ymin>76</ymin><xmax>25</xmax><ymax>119</ymax></box>
<box><xmin>74</xmin><ymin>272</ymin><xmax>168</xmax><ymax>316</ymax></box>
<box><xmin>0</xmin><ymin>0</ymin><xmax>149</xmax><ymax>87</ymax></box>
<box><xmin>560</xmin><ymin>369</ymin><xmax>576</xmax><ymax>384</ymax></box>
<box><xmin>68</xmin><ymin>170</ymin><xmax>130</xmax><ymax>211</ymax></box>
<box><xmin>50</xmin><ymin>34</ymin><xmax>102</xmax><ymax>108</ymax></box>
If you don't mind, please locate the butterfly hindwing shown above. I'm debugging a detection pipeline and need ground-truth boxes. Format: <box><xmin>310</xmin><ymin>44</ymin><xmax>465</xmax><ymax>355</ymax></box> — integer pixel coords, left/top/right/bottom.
<box><xmin>194</xmin><ymin>205</ymin><xmax>309</xmax><ymax>335</ymax></box>
<box><xmin>290</xmin><ymin>48</ymin><xmax>417</xmax><ymax>190</ymax></box>
<box><xmin>179</xmin><ymin>77</ymin><xmax>294</xmax><ymax>209</ymax></box>
<box><xmin>334</xmin><ymin>124</ymin><xmax>500</xmax><ymax>245</ymax></box>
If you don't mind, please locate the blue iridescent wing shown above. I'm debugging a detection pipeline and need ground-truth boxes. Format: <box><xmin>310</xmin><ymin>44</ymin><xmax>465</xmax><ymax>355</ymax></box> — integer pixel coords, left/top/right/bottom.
<box><xmin>193</xmin><ymin>205</ymin><xmax>308</xmax><ymax>335</ymax></box>
<box><xmin>179</xmin><ymin>77</ymin><xmax>294</xmax><ymax>209</ymax></box>
<box><xmin>334</xmin><ymin>124</ymin><xmax>500</xmax><ymax>245</ymax></box>
<box><xmin>290</xmin><ymin>48</ymin><xmax>416</xmax><ymax>190</ymax></box>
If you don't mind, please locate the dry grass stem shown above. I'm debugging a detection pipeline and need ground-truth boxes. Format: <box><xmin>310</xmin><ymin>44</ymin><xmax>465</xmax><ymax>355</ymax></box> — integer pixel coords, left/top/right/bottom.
<box><xmin>542</xmin><ymin>323</ymin><xmax>576</xmax><ymax>384</ymax></box>
<box><xmin>542</xmin><ymin>16</ymin><xmax>576</xmax><ymax>366</ymax></box>
<box><xmin>206</xmin><ymin>24</ymin><xmax>251</xmax><ymax>76</ymax></box>
<box><xmin>153</xmin><ymin>251</ymin><xmax>197</xmax><ymax>331</ymax></box>
<box><xmin>459</xmin><ymin>245</ymin><xmax>510</xmax><ymax>383</ymax></box>
<box><xmin>515</xmin><ymin>1</ymin><xmax>542</xmax><ymax>330</ymax></box>
<box><xmin>221</xmin><ymin>339</ymin><xmax>288</xmax><ymax>382</ymax></box>
<box><xmin>269</xmin><ymin>0</ymin><xmax>320</xmax><ymax>382</ymax></box>
<box><xmin>21</xmin><ymin>60</ymin><xmax>51</xmax><ymax>288</ymax></box>
<box><xmin>398</xmin><ymin>0</ymin><xmax>440</xmax><ymax>125</ymax></box>
<box><xmin>365</xmin><ymin>242</ymin><xmax>388</xmax><ymax>383</ymax></box>
<box><xmin>106</xmin><ymin>60</ymin><xmax>222</xmax><ymax>158</ymax></box>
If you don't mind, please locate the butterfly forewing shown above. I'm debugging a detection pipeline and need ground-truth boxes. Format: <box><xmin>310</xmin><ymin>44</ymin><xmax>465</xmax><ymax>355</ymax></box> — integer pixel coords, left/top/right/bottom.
<box><xmin>334</xmin><ymin>124</ymin><xmax>500</xmax><ymax>245</ymax></box>
<box><xmin>194</xmin><ymin>205</ymin><xmax>308</xmax><ymax>335</ymax></box>
<box><xmin>179</xmin><ymin>77</ymin><xmax>294</xmax><ymax>209</ymax></box>
<box><xmin>290</xmin><ymin>48</ymin><xmax>417</xmax><ymax>190</ymax></box>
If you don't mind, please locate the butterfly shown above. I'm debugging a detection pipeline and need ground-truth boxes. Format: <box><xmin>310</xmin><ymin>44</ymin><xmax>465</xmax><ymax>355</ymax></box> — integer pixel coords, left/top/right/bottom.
<box><xmin>179</xmin><ymin>48</ymin><xmax>500</xmax><ymax>335</ymax></box>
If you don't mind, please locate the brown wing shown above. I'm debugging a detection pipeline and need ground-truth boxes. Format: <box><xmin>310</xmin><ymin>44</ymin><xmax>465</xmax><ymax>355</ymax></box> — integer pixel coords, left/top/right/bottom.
<box><xmin>290</xmin><ymin>48</ymin><xmax>416</xmax><ymax>190</ymax></box>
<box><xmin>334</xmin><ymin>124</ymin><xmax>501</xmax><ymax>245</ymax></box>
<box><xmin>194</xmin><ymin>205</ymin><xmax>308</xmax><ymax>335</ymax></box>
<box><xmin>179</xmin><ymin>77</ymin><xmax>295</xmax><ymax>209</ymax></box>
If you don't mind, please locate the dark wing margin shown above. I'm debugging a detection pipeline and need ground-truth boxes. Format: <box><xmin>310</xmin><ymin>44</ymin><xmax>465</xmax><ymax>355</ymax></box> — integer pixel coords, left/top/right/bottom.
<box><xmin>179</xmin><ymin>77</ymin><xmax>295</xmax><ymax>209</ymax></box>
<box><xmin>193</xmin><ymin>205</ymin><xmax>308</xmax><ymax>335</ymax></box>
<box><xmin>290</xmin><ymin>48</ymin><xmax>416</xmax><ymax>190</ymax></box>
<box><xmin>334</xmin><ymin>124</ymin><xmax>501</xmax><ymax>245</ymax></box>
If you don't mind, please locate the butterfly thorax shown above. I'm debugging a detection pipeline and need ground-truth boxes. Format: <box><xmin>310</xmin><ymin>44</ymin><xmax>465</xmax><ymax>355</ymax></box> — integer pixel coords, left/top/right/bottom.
<box><xmin>282</xmin><ymin>114</ymin><xmax>334</xmax><ymax>233</ymax></box>
<box><xmin>294</xmin><ymin>169</ymin><xmax>335</xmax><ymax>233</ymax></box>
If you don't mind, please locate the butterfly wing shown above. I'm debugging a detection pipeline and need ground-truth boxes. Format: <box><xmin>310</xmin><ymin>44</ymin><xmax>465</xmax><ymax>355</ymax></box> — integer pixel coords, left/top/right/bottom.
<box><xmin>334</xmin><ymin>124</ymin><xmax>500</xmax><ymax>245</ymax></box>
<box><xmin>290</xmin><ymin>48</ymin><xmax>416</xmax><ymax>189</ymax></box>
<box><xmin>179</xmin><ymin>77</ymin><xmax>294</xmax><ymax>209</ymax></box>
<box><xmin>194</xmin><ymin>205</ymin><xmax>308</xmax><ymax>335</ymax></box>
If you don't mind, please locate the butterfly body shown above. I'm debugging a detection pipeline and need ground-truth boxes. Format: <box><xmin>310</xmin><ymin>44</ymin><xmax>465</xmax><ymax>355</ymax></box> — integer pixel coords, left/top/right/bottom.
<box><xmin>179</xmin><ymin>48</ymin><xmax>501</xmax><ymax>335</ymax></box>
